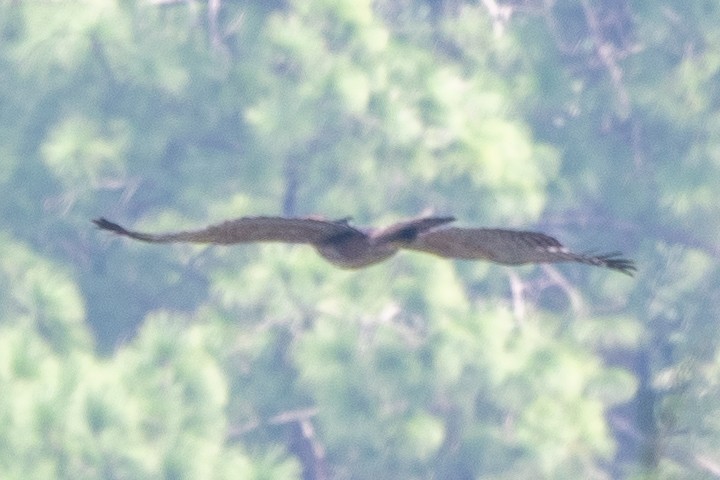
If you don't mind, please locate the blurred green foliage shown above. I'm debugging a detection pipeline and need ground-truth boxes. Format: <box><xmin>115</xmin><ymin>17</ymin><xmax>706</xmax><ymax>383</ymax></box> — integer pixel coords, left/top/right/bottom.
<box><xmin>0</xmin><ymin>0</ymin><xmax>718</xmax><ymax>478</ymax></box>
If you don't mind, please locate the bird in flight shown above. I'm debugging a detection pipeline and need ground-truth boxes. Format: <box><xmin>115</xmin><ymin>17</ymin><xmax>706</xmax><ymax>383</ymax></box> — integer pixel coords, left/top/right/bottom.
<box><xmin>93</xmin><ymin>215</ymin><xmax>635</xmax><ymax>275</ymax></box>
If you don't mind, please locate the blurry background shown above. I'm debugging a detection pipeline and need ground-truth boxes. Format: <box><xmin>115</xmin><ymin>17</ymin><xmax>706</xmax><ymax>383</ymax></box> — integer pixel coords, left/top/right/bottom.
<box><xmin>1</xmin><ymin>0</ymin><xmax>718</xmax><ymax>478</ymax></box>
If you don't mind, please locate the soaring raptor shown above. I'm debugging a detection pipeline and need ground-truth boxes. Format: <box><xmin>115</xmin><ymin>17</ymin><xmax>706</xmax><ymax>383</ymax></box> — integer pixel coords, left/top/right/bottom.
<box><xmin>93</xmin><ymin>215</ymin><xmax>635</xmax><ymax>275</ymax></box>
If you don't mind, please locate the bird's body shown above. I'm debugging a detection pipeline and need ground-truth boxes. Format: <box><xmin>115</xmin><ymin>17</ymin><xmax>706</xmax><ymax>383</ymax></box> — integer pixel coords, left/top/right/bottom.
<box><xmin>315</xmin><ymin>234</ymin><xmax>397</xmax><ymax>268</ymax></box>
<box><xmin>93</xmin><ymin>215</ymin><xmax>635</xmax><ymax>275</ymax></box>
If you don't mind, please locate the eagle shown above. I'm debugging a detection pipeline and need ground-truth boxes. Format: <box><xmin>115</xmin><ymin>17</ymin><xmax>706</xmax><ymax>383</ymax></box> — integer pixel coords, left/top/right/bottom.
<box><xmin>92</xmin><ymin>215</ymin><xmax>635</xmax><ymax>275</ymax></box>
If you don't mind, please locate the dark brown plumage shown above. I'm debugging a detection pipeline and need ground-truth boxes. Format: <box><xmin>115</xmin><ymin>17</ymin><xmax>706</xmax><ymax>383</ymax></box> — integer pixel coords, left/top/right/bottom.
<box><xmin>92</xmin><ymin>215</ymin><xmax>636</xmax><ymax>275</ymax></box>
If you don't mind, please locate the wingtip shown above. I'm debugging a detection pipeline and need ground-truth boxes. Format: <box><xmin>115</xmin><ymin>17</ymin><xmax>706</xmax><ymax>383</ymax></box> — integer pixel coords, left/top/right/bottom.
<box><xmin>92</xmin><ymin>217</ymin><xmax>129</xmax><ymax>235</ymax></box>
<box><xmin>598</xmin><ymin>253</ymin><xmax>637</xmax><ymax>276</ymax></box>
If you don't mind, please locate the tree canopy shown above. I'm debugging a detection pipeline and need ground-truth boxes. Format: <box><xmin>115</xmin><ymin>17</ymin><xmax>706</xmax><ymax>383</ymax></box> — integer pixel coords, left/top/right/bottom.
<box><xmin>0</xmin><ymin>0</ymin><xmax>718</xmax><ymax>478</ymax></box>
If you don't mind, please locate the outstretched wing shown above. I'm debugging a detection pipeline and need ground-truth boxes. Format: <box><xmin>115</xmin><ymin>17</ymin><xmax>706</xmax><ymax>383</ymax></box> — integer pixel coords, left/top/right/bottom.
<box><xmin>92</xmin><ymin>216</ymin><xmax>364</xmax><ymax>245</ymax></box>
<box><xmin>407</xmin><ymin>227</ymin><xmax>636</xmax><ymax>275</ymax></box>
<box><xmin>370</xmin><ymin>216</ymin><xmax>456</xmax><ymax>244</ymax></box>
